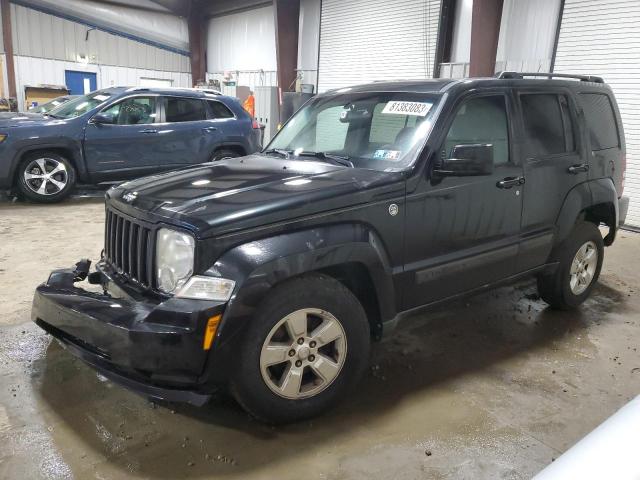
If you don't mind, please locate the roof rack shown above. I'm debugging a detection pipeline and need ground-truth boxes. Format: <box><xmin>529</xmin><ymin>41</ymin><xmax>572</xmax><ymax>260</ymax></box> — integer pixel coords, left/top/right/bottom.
<box><xmin>495</xmin><ymin>71</ymin><xmax>605</xmax><ymax>84</ymax></box>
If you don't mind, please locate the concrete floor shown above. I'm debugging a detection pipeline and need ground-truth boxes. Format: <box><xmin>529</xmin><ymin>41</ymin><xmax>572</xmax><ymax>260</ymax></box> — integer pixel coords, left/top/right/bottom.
<box><xmin>1</xmin><ymin>198</ymin><xmax>639</xmax><ymax>480</ymax></box>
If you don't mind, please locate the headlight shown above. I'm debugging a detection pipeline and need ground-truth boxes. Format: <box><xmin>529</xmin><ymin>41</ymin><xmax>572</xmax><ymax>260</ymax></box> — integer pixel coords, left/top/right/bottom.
<box><xmin>176</xmin><ymin>276</ymin><xmax>235</xmax><ymax>301</ymax></box>
<box><xmin>156</xmin><ymin>228</ymin><xmax>195</xmax><ymax>293</ymax></box>
<box><xmin>0</xmin><ymin>134</ymin><xmax>7</xmax><ymax>143</ymax></box>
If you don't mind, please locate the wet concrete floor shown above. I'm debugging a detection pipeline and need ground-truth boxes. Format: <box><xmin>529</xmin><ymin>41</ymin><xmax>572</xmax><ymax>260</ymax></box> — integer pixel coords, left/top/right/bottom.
<box><xmin>1</xmin><ymin>198</ymin><xmax>639</xmax><ymax>479</ymax></box>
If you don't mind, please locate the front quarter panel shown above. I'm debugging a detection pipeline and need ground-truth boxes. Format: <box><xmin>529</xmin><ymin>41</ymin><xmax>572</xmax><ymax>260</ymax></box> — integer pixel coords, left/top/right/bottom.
<box><xmin>199</xmin><ymin>224</ymin><xmax>396</xmax><ymax>385</ymax></box>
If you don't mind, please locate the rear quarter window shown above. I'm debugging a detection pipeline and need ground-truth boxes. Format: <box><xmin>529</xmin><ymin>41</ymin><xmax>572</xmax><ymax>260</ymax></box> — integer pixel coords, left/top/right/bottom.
<box><xmin>207</xmin><ymin>100</ymin><xmax>235</xmax><ymax>119</ymax></box>
<box><xmin>579</xmin><ymin>93</ymin><xmax>619</xmax><ymax>150</ymax></box>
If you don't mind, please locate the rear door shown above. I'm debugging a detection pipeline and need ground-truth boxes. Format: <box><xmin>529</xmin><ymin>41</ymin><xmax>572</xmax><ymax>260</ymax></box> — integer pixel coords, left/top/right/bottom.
<box><xmin>154</xmin><ymin>96</ymin><xmax>212</xmax><ymax>171</ymax></box>
<box><xmin>84</xmin><ymin>95</ymin><xmax>161</xmax><ymax>181</ymax></box>
<box><xmin>578</xmin><ymin>92</ymin><xmax>624</xmax><ymax>189</ymax></box>
<box><xmin>515</xmin><ymin>89</ymin><xmax>586</xmax><ymax>272</ymax></box>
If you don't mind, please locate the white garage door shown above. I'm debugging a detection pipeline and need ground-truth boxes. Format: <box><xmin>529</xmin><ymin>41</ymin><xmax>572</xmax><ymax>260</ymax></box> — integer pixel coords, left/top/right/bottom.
<box><xmin>554</xmin><ymin>0</ymin><xmax>640</xmax><ymax>228</ymax></box>
<box><xmin>318</xmin><ymin>0</ymin><xmax>441</xmax><ymax>92</ymax></box>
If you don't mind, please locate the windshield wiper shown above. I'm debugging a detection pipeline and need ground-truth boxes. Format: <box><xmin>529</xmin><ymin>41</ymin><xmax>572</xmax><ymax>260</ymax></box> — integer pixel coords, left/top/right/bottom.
<box><xmin>297</xmin><ymin>151</ymin><xmax>355</xmax><ymax>168</ymax></box>
<box><xmin>263</xmin><ymin>148</ymin><xmax>292</xmax><ymax>158</ymax></box>
<box><xmin>44</xmin><ymin>113</ymin><xmax>62</xmax><ymax>119</ymax></box>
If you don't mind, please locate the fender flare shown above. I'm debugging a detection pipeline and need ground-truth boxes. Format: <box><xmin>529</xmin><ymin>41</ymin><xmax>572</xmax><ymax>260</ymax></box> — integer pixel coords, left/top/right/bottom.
<box><xmin>555</xmin><ymin>178</ymin><xmax>618</xmax><ymax>247</ymax></box>
<box><xmin>10</xmin><ymin>141</ymin><xmax>86</xmax><ymax>184</ymax></box>
<box><xmin>200</xmin><ymin>223</ymin><xmax>396</xmax><ymax>384</ymax></box>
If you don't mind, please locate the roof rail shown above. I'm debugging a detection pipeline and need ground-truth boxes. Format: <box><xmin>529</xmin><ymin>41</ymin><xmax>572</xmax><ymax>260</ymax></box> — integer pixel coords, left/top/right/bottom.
<box><xmin>495</xmin><ymin>71</ymin><xmax>605</xmax><ymax>84</ymax></box>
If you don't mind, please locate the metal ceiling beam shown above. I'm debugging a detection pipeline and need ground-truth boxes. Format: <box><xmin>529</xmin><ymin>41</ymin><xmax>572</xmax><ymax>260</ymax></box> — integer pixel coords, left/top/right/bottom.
<box><xmin>148</xmin><ymin>0</ymin><xmax>191</xmax><ymax>17</ymax></box>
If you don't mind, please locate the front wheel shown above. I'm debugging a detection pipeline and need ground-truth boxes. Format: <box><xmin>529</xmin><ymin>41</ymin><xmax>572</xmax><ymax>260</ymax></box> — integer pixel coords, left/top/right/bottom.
<box><xmin>231</xmin><ymin>274</ymin><xmax>371</xmax><ymax>423</ymax></box>
<box><xmin>16</xmin><ymin>152</ymin><xmax>76</xmax><ymax>203</ymax></box>
<box><xmin>537</xmin><ymin>221</ymin><xmax>604</xmax><ymax>309</ymax></box>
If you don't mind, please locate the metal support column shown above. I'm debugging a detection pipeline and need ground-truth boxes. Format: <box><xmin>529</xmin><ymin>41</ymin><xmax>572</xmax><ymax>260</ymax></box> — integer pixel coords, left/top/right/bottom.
<box><xmin>468</xmin><ymin>0</ymin><xmax>503</xmax><ymax>77</ymax></box>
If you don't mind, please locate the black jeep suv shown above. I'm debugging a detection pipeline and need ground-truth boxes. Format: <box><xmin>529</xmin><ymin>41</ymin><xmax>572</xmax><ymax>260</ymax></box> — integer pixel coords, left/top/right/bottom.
<box><xmin>33</xmin><ymin>73</ymin><xmax>629</xmax><ymax>423</ymax></box>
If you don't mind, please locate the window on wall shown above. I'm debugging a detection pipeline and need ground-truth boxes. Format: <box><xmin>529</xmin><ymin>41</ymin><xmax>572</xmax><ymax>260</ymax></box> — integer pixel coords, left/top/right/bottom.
<box><xmin>165</xmin><ymin>97</ymin><xmax>207</xmax><ymax>123</ymax></box>
<box><xmin>579</xmin><ymin>93</ymin><xmax>619</xmax><ymax>150</ymax></box>
<box><xmin>443</xmin><ymin>95</ymin><xmax>510</xmax><ymax>165</ymax></box>
<box><xmin>520</xmin><ymin>93</ymin><xmax>574</xmax><ymax>157</ymax></box>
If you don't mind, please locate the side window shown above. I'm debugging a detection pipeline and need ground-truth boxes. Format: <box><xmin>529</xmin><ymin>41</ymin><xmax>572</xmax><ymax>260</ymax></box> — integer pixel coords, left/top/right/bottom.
<box><xmin>207</xmin><ymin>100</ymin><xmax>234</xmax><ymax>119</ymax></box>
<box><xmin>315</xmin><ymin>105</ymin><xmax>349</xmax><ymax>152</ymax></box>
<box><xmin>165</xmin><ymin>97</ymin><xmax>207</xmax><ymax>123</ymax></box>
<box><xmin>102</xmin><ymin>96</ymin><xmax>157</xmax><ymax>125</ymax></box>
<box><xmin>579</xmin><ymin>93</ymin><xmax>619</xmax><ymax>150</ymax></box>
<box><xmin>443</xmin><ymin>95</ymin><xmax>510</xmax><ymax>165</ymax></box>
<box><xmin>520</xmin><ymin>94</ymin><xmax>573</xmax><ymax>156</ymax></box>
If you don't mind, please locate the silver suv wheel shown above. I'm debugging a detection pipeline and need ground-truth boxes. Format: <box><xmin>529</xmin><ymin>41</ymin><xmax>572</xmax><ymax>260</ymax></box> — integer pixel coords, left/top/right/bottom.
<box><xmin>260</xmin><ymin>308</ymin><xmax>347</xmax><ymax>400</ymax></box>
<box><xmin>23</xmin><ymin>157</ymin><xmax>68</xmax><ymax>196</ymax></box>
<box><xmin>569</xmin><ymin>240</ymin><xmax>598</xmax><ymax>295</ymax></box>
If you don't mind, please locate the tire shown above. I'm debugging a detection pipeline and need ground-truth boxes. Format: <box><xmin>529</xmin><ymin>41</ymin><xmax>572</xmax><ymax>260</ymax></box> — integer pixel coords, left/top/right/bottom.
<box><xmin>211</xmin><ymin>149</ymin><xmax>241</xmax><ymax>162</ymax></box>
<box><xmin>231</xmin><ymin>273</ymin><xmax>371</xmax><ymax>424</ymax></box>
<box><xmin>537</xmin><ymin>221</ymin><xmax>604</xmax><ymax>310</ymax></box>
<box><xmin>16</xmin><ymin>151</ymin><xmax>76</xmax><ymax>203</ymax></box>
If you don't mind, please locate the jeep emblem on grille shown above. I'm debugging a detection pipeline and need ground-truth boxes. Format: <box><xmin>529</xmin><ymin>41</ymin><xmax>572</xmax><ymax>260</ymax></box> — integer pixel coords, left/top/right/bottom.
<box><xmin>122</xmin><ymin>192</ymin><xmax>137</xmax><ymax>203</ymax></box>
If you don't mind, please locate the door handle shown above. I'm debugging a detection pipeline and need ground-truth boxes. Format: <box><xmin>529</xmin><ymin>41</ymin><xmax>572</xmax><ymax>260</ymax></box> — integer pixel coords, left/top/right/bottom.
<box><xmin>139</xmin><ymin>129</ymin><xmax>158</xmax><ymax>134</ymax></box>
<box><xmin>568</xmin><ymin>163</ymin><xmax>589</xmax><ymax>174</ymax></box>
<box><xmin>496</xmin><ymin>176</ymin><xmax>525</xmax><ymax>189</ymax></box>
<box><xmin>202</xmin><ymin>126</ymin><xmax>218</xmax><ymax>133</ymax></box>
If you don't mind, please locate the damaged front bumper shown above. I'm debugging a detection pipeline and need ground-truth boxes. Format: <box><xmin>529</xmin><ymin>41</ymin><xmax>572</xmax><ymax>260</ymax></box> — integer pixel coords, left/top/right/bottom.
<box><xmin>32</xmin><ymin>260</ymin><xmax>226</xmax><ymax>406</ymax></box>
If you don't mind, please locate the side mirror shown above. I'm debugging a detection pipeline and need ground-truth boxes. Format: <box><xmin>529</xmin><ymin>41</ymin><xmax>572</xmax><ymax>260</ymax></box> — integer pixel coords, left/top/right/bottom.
<box><xmin>433</xmin><ymin>144</ymin><xmax>494</xmax><ymax>177</ymax></box>
<box><xmin>91</xmin><ymin>112</ymin><xmax>116</xmax><ymax>125</ymax></box>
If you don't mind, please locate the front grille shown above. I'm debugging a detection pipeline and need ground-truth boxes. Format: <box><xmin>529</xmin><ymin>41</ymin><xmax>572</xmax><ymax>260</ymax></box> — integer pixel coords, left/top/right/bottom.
<box><xmin>104</xmin><ymin>207</ymin><xmax>154</xmax><ymax>288</ymax></box>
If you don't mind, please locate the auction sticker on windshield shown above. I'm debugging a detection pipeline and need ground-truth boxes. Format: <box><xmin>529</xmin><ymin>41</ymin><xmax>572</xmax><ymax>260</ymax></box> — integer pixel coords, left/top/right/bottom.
<box><xmin>382</xmin><ymin>101</ymin><xmax>432</xmax><ymax>116</ymax></box>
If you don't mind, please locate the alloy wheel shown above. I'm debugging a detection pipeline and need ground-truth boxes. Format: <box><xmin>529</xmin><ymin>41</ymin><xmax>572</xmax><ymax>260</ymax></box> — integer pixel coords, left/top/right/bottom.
<box><xmin>569</xmin><ymin>240</ymin><xmax>598</xmax><ymax>295</ymax></box>
<box><xmin>23</xmin><ymin>158</ymin><xmax>68</xmax><ymax>196</ymax></box>
<box><xmin>260</xmin><ymin>308</ymin><xmax>347</xmax><ymax>399</ymax></box>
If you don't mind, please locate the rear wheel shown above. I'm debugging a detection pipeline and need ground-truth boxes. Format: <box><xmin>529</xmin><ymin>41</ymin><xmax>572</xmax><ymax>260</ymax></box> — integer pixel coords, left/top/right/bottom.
<box><xmin>211</xmin><ymin>149</ymin><xmax>241</xmax><ymax>161</ymax></box>
<box><xmin>537</xmin><ymin>221</ymin><xmax>604</xmax><ymax>309</ymax></box>
<box><xmin>17</xmin><ymin>152</ymin><xmax>76</xmax><ymax>203</ymax></box>
<box><xmin>231</xmin><ymin>274</ymin><xmax>370</xmax><ymax>423</ymax></box>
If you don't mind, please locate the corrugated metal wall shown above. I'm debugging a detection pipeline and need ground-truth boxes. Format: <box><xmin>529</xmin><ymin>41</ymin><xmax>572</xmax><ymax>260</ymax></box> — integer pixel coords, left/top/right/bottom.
<box><xmin>11</xmin><ymin>4</ymin><xmax>190</xmax><ymax>72</ymax></box>
<box><xmin>9</xmin><ymin>3</ymin><xmax>192</xmax><ymax>110</ymax></box>
<box><xmin>554</xmin><ymin>0</ymin><xmax>640</xmax><ymax>228</ymax></box>
<box><xmin>317</xmin><ymin>0</ymin><xmax>441</xmax><ymax>92</ymax></box>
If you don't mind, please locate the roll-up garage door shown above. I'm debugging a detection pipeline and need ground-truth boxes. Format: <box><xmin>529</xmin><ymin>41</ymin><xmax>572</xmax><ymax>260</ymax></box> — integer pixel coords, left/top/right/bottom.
<box><xmin>318</xmin><ymin>0</ymin><xmax>441</xmax><ymax>93</ymax></box>
<box><xmin>554</xmin><ymin>0</ymin><xmax>640</xmax><ymax>228</ymax></box>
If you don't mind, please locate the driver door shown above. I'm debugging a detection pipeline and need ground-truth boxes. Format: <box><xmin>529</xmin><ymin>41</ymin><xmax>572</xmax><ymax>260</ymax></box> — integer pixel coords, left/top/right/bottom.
<box><xmin>402</xmin><ymin>90</ymin><xmax>524</xmax><ymax>309</ymax></box>
<box><xmin>84</xmin><ymin>95</ymin><xmax>161</xmax><ymax>182</ymax></box>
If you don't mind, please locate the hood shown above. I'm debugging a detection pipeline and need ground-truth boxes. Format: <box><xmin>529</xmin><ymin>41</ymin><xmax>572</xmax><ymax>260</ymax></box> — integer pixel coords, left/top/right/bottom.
<box><xmin>107</xmin><ymin>154</ymin><xmax>405</xmax><ymax>237</ymax></box>
<box><xmin>0</xmin><ymin>112</ymin><xmax>68</xmax><ymax>128</ymax></box>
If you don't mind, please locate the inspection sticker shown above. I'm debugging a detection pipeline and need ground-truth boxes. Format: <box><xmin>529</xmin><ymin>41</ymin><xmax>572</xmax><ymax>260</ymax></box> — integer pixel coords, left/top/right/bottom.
<box><xmin>373</xmin><ymin>149</ymin><xmax>401</xmax><ymax>160</ymax></box>
<box><xmin>382</xmin><ymin>101</ymin><xmax>432</xmax><ymax>116</ymax></box>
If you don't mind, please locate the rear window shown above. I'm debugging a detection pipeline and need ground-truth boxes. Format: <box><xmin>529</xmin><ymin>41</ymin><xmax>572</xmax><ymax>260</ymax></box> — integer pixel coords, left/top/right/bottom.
<box><xmin>520</xmin><ymin>93</ymin><xmax>574</xmax><ymax>157</ymax></box>
<box><xmin>207</xmin><ymin>100</ymin><xmax>234</xmax><ymax>119</ymax></box>
<box><xmin>165</xmin><ymin>97</ymin><xmax>206</xmax><ymax>122</ymax></box>
<box><xmin>579</xmin><ymin>93</ymin><xmax>619</xmax><ymax>150</ymax></box>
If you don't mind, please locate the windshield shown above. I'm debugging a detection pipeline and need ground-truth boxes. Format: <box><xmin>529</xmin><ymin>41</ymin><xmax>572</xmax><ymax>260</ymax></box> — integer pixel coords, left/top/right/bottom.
<box><xmin>266</xmin><ymin>91</ymin><xmax>440</xmax><ymax>171</ymax></box>
<box><xmin>28</xmin><ymin>97</ymin><xmax>69</xmax><ymax>114</ymax></box>
<box><xmin>48</xmin><ymin>91</ymin><xmax>114</xmax><ymax>119</ymax></box>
